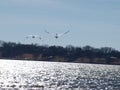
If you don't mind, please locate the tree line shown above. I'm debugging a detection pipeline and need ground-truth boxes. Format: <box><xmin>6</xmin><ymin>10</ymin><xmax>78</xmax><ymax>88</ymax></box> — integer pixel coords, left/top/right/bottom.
<box><xmin>0</xmin><ymin>40</ymin><xmax>120</xmax><ymax>65</ymax></box>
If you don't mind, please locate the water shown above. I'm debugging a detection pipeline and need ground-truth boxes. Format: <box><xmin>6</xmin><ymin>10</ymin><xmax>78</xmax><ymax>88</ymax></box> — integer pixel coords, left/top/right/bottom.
<box><xmin>0</xmin><ymin>59</ymin><xmax>120</xmax><ymax>90</ymax></box>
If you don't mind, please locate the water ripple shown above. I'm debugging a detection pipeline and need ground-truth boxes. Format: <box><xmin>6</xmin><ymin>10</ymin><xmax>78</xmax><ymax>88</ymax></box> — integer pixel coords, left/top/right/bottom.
<box><xmin>0</xmin><ymin>59</ymin><xmax>120</xmax><ymax>90</ymax></box>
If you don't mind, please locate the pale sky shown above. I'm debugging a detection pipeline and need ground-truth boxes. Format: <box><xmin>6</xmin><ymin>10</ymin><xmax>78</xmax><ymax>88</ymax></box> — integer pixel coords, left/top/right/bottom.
<box><xmin>0</xmin><ymin>0</ymin><xmax>120</xmax><ymax>50</ymax></box>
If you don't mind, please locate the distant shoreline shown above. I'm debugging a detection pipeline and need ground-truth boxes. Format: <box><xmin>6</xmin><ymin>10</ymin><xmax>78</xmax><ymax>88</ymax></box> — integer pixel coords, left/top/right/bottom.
<box><xmin>0</xmin><ymin>41</ymin><xmax>120</xmax><ymax>65</ymax></box>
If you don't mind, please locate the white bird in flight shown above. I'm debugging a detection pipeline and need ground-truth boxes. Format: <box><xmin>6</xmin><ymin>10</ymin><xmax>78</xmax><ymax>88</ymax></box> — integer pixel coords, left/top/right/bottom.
<box><xmin>45</xmin><ymin>30</ymin><xmax>70</xmax><ymax>39</ymax></box>
<box><xmin>25</xmin><ymin>35</ymin><xmax>42</xmax><ymax>40</ymax></box>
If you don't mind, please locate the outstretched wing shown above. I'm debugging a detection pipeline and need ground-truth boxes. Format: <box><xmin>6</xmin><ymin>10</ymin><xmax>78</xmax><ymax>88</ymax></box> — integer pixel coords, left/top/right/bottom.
<box><xmin>45</xmin><ymin>30</ymin><xmax>55</xmax><ymax>37</ymax></box>
<box><xmin>45</xmin><ymin>30</ymin><xmax>51</xmax><ymax>34</ymax></box>
<box><xmin>64</xmin><ymin>30</ymin><xmax>70</xmax><ymax>34</ymax></box>
<box><xmin>58</xmin><ymin>30</ymin><xmax>70</xmax><ymax>37</ymax></box>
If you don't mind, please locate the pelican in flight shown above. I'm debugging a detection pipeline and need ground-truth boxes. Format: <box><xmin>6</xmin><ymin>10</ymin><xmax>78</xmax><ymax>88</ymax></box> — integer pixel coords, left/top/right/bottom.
<box><xmin>45</xmin><ymin>30</ymin><xmax>70</xmax><ymax>39</ymax></box>
<box><xmin>25</xmin><ymin>35</ymin><xmax>42</xmax><ymax>40</ymax></box>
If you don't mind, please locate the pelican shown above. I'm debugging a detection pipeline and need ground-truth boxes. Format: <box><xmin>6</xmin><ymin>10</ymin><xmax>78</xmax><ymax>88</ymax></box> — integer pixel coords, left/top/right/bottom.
<box><xmin>45</xmin><ymin>30</ymin><xmax>70</xmax><ymax>39</ymax></box>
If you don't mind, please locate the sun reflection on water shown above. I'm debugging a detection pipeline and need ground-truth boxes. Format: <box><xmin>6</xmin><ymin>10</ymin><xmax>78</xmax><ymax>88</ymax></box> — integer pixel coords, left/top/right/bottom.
<box><xmin>0</xmin><ymin>59</ymin><xmax>120</xmax><ymax>90</ymax></box>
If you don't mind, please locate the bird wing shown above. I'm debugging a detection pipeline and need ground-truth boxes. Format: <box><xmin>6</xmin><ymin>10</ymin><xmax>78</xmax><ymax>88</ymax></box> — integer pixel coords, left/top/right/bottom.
<box><xmin>58</xmin><ymin>30</ymin><xmax>70</xmax><ymax>37</ymax></box>
<box><xmin>45</xmin><ymin>30</ymin><xmax>55</xmax><ymax>37</ymax></box>
<box><xmin>45</xmin><ymin>30</ymin><xmax>51</xmax><ymax>34</ymax></box>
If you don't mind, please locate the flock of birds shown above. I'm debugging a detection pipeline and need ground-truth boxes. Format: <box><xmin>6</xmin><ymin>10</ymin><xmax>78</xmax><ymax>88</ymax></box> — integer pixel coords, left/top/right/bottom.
<box><xmin>24</xmin><ymin>30</ymin><xmax>70</xmax><ymax>45</ymax></box>
<box><xmin>25</xmin><ymin>30</ymin><xmax>70</xmax><ymax>41</ymax></box>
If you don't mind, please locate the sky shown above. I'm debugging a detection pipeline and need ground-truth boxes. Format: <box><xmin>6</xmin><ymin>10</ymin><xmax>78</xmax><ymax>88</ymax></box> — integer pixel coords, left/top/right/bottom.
<box><xmin>0</xmin><ymin>0</ymin><xmax>120</xmax><ymax>50</ymax></box>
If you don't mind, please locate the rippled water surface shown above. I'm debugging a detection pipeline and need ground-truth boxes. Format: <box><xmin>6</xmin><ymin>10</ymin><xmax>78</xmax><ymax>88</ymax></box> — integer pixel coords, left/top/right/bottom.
<box><xmin>0</xmin><ymin>59</ymin><xmax>120</xmax><ymax>90</ymax></box>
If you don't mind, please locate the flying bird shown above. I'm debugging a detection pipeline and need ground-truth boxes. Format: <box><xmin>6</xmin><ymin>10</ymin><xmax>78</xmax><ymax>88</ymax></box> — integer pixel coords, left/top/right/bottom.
<box><xmin>25</xmin><ymin>35</ymin><xmax>42</xmax><ymax>40</ymax></box>
<box><xmin>45</xmin><ymin>30</ymin><xmax>70</xmax><ymax>39</ymax></box>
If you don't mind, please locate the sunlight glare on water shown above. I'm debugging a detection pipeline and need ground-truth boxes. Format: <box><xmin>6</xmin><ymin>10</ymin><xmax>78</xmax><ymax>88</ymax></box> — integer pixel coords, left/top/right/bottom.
<box><xmin>0</xmin><ymin>59</ymin><xmax>120</xmax><ymax>90</ymax></box>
